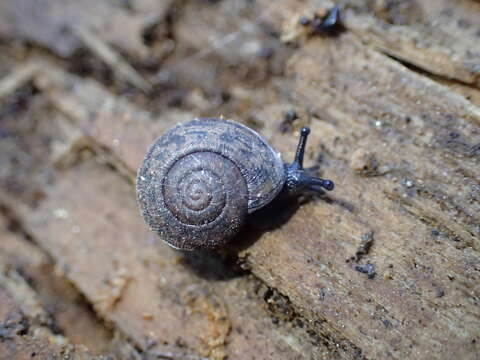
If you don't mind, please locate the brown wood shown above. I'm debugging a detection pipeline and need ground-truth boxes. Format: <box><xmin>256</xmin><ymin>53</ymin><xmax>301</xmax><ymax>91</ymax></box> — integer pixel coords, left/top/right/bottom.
<box><xmin>0</xmin><ymin>0</ymin><xmax>479</xmax><ymax>359</ymax></box>
<box><xmin>0</xmin><ymin>242</ymin><xmax>106</xmax><ymax>359</ymax></box>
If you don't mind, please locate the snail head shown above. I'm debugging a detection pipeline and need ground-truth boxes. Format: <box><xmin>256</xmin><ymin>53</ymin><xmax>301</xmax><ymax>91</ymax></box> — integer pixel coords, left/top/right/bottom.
<box><xmin>284</xmin><ymin>127</ymin><xmax>334</xmax><ymax>196</ymax></box>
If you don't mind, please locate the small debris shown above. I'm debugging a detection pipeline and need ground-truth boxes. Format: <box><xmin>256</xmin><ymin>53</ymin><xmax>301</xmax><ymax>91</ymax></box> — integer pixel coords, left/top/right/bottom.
<box><xmin>401</xmin><ymin>177</ymin><xmax>417</xmax><ymax>197</ymax></box>
<box><xmin>355</xmin><ymin>231</ymin><xmax>375</xmax><ymax>261</ymax></box>
<box><xmin>278</xmin><ymin>109</ymin><xmax>298</xmax><ymax>133</ymax></box>
<box><xmin>311</xmin><ymin>5</ymin><xmax>342</xmax><ymax>35</ymax></box>
<box><xmin>143</xmin><ymin>313</ymin><xmax>154</xmax><ymax>321</ymax></box>
<box><xmin>355</xmin><ymin>263</ymin><xmax>376</xmax><ymax>279</ymax></box>
<box><xmin>383</xmin><ymin>267</ymin><xmax>394</xmax><ymax>281</ymax></box>
<box><xmin>431</xmin><ymin>229</ymin><xmax>441</xmax><ymax>237</ymax></box>
<box><xmin>402</xmin><ymin>178</ymin><xmax>415</xmax><ymax>188</ymax></box>
<box><xmin>181</xmin><ymin>288</ymin><xmax>230</xmax><ymax>358</ymax></box>
<box><xmin>282</xmin><ymin>5</ymin><xmax>343</xmax><ymax>43</ymax></box>
<box><xmin>350</xmin><ymin>148</ymin><xmax>379</xmax><ymax>176</ymax></box>
<box><xmin>53</xmin><ymin>208</ymin><xmax>69</xmax><ymax>220</ymax></box>
<box><xmin>436</xmin><ymin>288</ymin><xmax>445</xmax><ymax>298</ymax></box>
<box><xmin>95</xmin><ymin>267</ymin><xmax>132</xmax><ymax>313</ymax></box>
<box><xmin>382</xmin><ymin>318</ymin><xmax>393</xmax><ymax>328</ymax></box>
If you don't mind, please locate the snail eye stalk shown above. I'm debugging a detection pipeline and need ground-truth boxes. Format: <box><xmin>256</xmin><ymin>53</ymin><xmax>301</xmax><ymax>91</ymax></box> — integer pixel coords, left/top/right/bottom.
<box><xmin>293</xmin><ymin>127</ymin><xmax>310</xmax><ymax>169</ymax></box>
<box><xmin>284</xmin><ymin>127</ymin><xmax>334</xmax><ymax>194</ymax></box>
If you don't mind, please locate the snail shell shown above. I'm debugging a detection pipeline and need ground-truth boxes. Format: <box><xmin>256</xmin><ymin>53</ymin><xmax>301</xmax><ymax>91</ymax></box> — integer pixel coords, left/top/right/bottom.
<box><xmin>136</xmin><ymin>118</ymin><xmax>284</xmax><ymax>250</ymax></box>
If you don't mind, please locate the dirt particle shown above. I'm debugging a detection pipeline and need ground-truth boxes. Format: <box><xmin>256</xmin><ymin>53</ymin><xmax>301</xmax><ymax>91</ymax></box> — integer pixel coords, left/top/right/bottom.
<box><xmin>143</xmin><ymin>313</ymin><xmax>154</xmax><ymax>321</ymax></box>
<box><xmin>402</xmin><ymin>178</ymin><xmax>415</xmax><ymax>189</ymax></box>
<box><xmin>355</xmin><ymin>231</ymin><xmax>375</xmax><ymax>261</ymax></box>
<box><xmin>350</xmin><ymin>148</ymin><xmax>378</xmax><ymax>175</ymax></box>
<box><xmin>297</xmin><ymin>6</ymin><xmax>344</xmax><ymax>38</ymax></box>
<box><xmin>355</xmin><ymin>263</ymin><xmax>376</xmax><ymax>279</ymax></box>
<box><xmin>436</xmin><ymin>288</ymin><xmax>445</xmax><ymax>298</ymax></box>
<box><xmin>382</xmin><ymin>319</ymin><xmax>392</xmax><ymax>328</ymax></box>
<box><xmin>278</xmin><ymin>109</ymin><xmax>298</xmax><ymax>133</ymax></box>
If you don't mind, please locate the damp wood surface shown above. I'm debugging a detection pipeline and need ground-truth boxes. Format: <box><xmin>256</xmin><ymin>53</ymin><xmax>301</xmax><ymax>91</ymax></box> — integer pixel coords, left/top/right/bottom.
<box><xmin>0</xmin><ymin>1</ymin><xmax>479</xmax><ymax>359</ymax></box>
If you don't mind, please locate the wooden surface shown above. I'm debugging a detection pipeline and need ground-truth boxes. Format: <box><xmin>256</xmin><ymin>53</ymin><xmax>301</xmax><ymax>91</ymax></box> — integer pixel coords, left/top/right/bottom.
<box><xmin>0</xmin><ymin>1</ymin><xmax>479</xmax><ymax>359</ymax></box>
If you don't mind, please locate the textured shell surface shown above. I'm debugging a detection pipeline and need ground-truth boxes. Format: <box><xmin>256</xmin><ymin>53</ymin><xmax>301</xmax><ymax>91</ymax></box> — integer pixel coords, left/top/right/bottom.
<box><xmin>136</xmin><ymin>118</ymin><xmax>285</xmax><ymax>250</ymax></box>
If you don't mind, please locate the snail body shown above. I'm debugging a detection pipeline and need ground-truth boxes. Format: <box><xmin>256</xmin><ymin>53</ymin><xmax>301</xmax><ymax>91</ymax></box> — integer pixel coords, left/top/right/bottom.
<box><xmin>136</xmin><ymin>117</ymin><xmax>333</xmax><ymax>250</ymax></box>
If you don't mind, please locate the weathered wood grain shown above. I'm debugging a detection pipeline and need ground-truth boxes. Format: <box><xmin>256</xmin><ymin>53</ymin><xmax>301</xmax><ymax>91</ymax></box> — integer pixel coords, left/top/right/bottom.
<box><xmin>344</xmin><ymin>0</ymin><xmax>480</xmax><ymax>87</ymax></box>
<box><xmin>251</xmin><ymin>3</ymin><xmax>480</xmax><ymax>357</ymax></box>
<box><xmin>0</xmin><ymin>215</ymin><xmax>114</xmax><ymax>355</ymax></box>
<box><xmin>0</xmin><ymin>67</ymin><xmax>337</xmax><ymax>359</ymax></box>
<box><xmin>0</xmin><ymin>0</ymin><xmax>479</xmax><ymax>358</ymax></box>
<box><xmin>22</xmin><ymin>159</ymin><xmax>334</xmax><ymax>360</ymax></box>
<box><xmin>32</xmin><ymin>52</ymin><xmax>480</xmax><ymax>359</ymax></box>
<box><xmin>0</xmin><ymin>252</ymin><xmax>106</xmax><ymax>359</ymax></box>
<box><xmin>29</xmin><ymin>13</ymin><xmax>480</xmax><ymax>357</ymax></box>
<box><xmin>0</xmin><ymin>0</ymin><xmax>174</xmax><ymax>58</ymax></box>
<box><xmin>260</xmin><ymin>0</ymin><xmax>480</xmax><ymax>87</ymax></box>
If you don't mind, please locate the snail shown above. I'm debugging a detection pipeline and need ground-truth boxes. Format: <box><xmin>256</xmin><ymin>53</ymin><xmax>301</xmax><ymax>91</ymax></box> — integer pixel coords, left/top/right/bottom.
<box><xmin>136</xmin><ymin>118</ymin><xmax>334</xmax><ymax>251</ymax></box>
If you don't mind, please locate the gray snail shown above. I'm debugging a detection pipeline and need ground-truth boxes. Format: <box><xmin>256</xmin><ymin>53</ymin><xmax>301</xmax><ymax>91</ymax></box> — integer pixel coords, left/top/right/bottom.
<box><xmin>136</xmin><ymin>118</ymin><xmax>334</xmax><ymax>251</ymax></box>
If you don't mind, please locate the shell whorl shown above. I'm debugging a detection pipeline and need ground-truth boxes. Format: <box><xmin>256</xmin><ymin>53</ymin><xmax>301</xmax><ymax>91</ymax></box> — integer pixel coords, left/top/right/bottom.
<box><xmin>136</xmin><ymin>118</ymin><xmax>285</xmax><ymax>250</ymax></box>
<box><xmin>163</xmin><ymin>151</ymin><xmax>246</xmax><ymax>227</ymax></box>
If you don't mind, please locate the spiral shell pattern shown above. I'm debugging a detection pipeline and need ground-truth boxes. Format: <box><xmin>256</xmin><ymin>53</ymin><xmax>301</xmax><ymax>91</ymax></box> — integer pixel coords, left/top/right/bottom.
<box><xmin>136</xmin><ymin>118</ymin><xmax>284</xmax><ymax>250</ymax></box>
<box><xmin>163</xmin><ymin>152</ymin><xmax>245</xmax><ymax>226</ymax></box>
